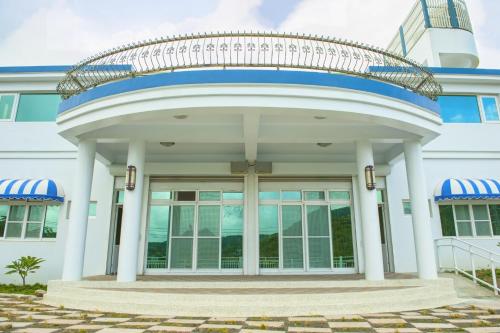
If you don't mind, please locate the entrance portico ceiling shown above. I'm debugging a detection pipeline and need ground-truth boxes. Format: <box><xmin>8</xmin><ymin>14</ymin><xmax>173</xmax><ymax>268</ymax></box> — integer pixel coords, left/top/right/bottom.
<box><xmin>56</xmin><ymin>32</ymin><xmax>444</xmax><ymax>166</ymax></box>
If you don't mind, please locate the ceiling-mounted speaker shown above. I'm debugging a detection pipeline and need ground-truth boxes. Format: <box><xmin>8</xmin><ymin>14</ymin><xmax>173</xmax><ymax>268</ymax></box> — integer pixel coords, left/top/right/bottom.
<box><xmin>255</xmin><ymin>161</ymin><xmax>272</xmax><ymax>174</ymax></box>
<box><xmin>231</xmin><ymin>161</ymin><xmax>248</xmax><ymax>175</ymax></box>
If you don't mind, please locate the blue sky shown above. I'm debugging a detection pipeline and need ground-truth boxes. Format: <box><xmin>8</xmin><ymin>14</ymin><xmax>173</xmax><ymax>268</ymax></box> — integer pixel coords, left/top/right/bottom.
<box><xmin>0</xmin><ymin>0</ymin><xmax>498</xmax><ymax>67</ymax></box>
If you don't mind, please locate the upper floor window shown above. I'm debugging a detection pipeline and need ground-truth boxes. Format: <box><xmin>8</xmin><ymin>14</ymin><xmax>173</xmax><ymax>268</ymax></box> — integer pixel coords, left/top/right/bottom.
<box><xmin>480</xmin><ymin>96</ymin><xmax>500</xmax><ymax>122</ymax></box>
<box><xmin>0</xmin><ymin>94</ymin><xmax>16</xmax><ymax>120</ymax></box>
<box><xmin>438</xmin><ymin>95</ymin><xmax>481</xmax><ymax>123</ymax></box>
<box><xmin>438</xmin><ymin>95</ymin><xmax>500</xmax><ymax>124</ymax></box>
<box><xmin>15</xmin><ymin>94</ymin><xmax>61</xmax><ymax>122</ymax></box>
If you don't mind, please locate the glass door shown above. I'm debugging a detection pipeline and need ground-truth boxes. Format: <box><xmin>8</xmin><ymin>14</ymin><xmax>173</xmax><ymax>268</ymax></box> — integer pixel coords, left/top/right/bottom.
<box><xmin>258</xmin><ymin>184</ymin><xmax>356</xmax><ymax>273</ymax></box>
<box><xmin>145</xmin><ymin>183</ymin><xmax>244</xmax><ymax>273</ymax></box>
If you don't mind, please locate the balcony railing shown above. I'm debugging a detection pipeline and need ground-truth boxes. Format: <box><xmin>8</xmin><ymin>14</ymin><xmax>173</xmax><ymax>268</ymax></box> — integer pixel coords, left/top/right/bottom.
<box><xmin>388</xmin><ymin>0</ymin><xmax>473</xmax><ymax>57</ymax></box>
<box><xmin>57</xmin><ymin>32</ymin><xmax>442</xmax><ymax>101</ymax></box>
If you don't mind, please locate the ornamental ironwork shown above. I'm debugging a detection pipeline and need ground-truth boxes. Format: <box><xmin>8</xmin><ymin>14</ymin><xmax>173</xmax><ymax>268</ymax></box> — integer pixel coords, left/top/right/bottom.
<box><xmin>57</xmin><ymin>32</ymin><xmax>442</xmax><ymax>100</ymax></box>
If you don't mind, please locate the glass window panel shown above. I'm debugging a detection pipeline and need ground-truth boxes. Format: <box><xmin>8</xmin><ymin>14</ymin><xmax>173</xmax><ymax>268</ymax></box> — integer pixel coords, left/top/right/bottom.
<box><xmin>5</xmin><ymin>223</ymin><xmax>22</xmax><ymax>238</ymax></box>
<box><xmin>437</xmin><ymin>96</ymin><xmax>481</xmax><ymax>123</ymax></box>
<box><xmin>308</xmin><ymin>238</ymin><xmax>331</xmax><ymax>269</ymax></box>
<box><xmin>489</xmin><ymin>205</ymin><xmax>500</xmax><ymax>236</ymax></box>
<box><xmin>8</xmin><ymin>206</ymin><xmax>25</xmax><ymax>221</ymax></box>
<box><xmin>259</xmin><ymin>205</ymin><xmax>279</xmax><ymax>269</ymax></box>
<box><xmin>403</xmin><ymin>200</ymin><xmax>412</xmax><ymax>215</ymax></box>
<box><xmin>0</xmin><ymin>95</ymin><xmax>15</xmax><ymax>119</ymax></box>
<box><xmin>0</xmin><ymin>205</ymin><xmax>7</xmax><ymax>237</ymax></box>
<box><xmin>457</xmin><ymin>221</ymin><xmax>473</xmax><ymax>236</ymax></box>
<box><xmin>376</xmin><ymin>190</ymin><xmax>384</xmax><ymax>204</ymax></box>
<box><xmin>199</xmin><ymin>191</ymin><xmax>221</xmax><ymax>201</ymax></box>
<box><xmin>439</xmin><ymin>205</ymin><xmax>456</xmax><ymax>236</ymax></box>
<box><xmin>15</xmin><ymin>94</ymin><xmax>61</xmax><ymax>122</ymax></box>
<box><xmin>259</xmin><ymin>191</ymin><xmax>280</xmax><ymax>200</ymax></box>
<box><xmin>475</xmin><ymin>221</ymin><xmax>491</xmax><ymax>236</ymax></box>
<box><xmin>25</xmin><ymin>223</ymin><xmax>41</xmax><ymax>238</ymax></box>
<box><xmin>472</xmin><ymin>205</ymin><xmax>489</xmax><ymax>220</ymax></box>
<box><xmin>42</xmin><ymin>206</ymin><xmax>59</xmax><ymax>238</ymax></box>
<box><xmin>170</xmin><ymin>238</ymin><xmax>193</xmax><ymax>269</ymax></box>
<box><xmin>331</xmin><ymin>204</ymin><xmax>355</xmax><ymax>268</ymax></box>
<box><xmin>304</xmin><ymin>191</ymin><xmax>325</xmax><ymax>201</ymax></box>
<box><xmin>171</xmin><ymin>205</ymin><xmax>194</xmax><ymax>236</ymax></box>
<box><xmin>454</xmin><ymin>205</ymin><xmax>471</xmax><ymax>220</ymax></box>
<box><xmin>116</xmin><ymin>191</ymin><xmax>125</xmax><ymax>204</ymax></box>
<box><xmin>482</xmin><ymin>97</ymin><xmax>500</xmax><ymax>121</ymax></box>
<box><xmin>28</xmin><ymin>206</ymin><xmax>45</xmax><ymax>221</ymax></box>
<box><xmin>88</xmin><ymin>202</ymin><xmax>97</xmax><ymax>217</ymax></box>
<box><xmin>330</xmin><ymin>191</ymin><xmax>351</xmax><ymax>201</ymax></box>
<box><xmin>306</xmin><ymin>206</ymin><xmax>329</xmax><ymax>236</ymax></box>
<box><xmin>222</xmin><ymin>205</ymin><xmax>243</xmax><ymax>269</ymax></box>
<box><xmin>151</xmin><ymin>192</ymin><xmax>171</xmax><ymax>200</ymax></box>
<box><xmin>283</xmin><ymin>238</ymin><xmax>303</xmax><ymax>269</ymax></box>
<box><xmin>282</xmin><ymin>191</ymin><xmax>301</xmax><ymax>201</ymax></box>
<box><xmin>282</xmin><ymin>205</ymin><xmax>302</xmax><ymax>236</ymax></box>
<box><xmin>222</xmin><ymin>192</ymin><xmax>244</xmax><ymax>200</ymax></box>
<box><xmin>147</xmin><ymin>206</ymin><xmax>170</xmax><ymax>269</ymax></box>
<box><xmin>198</xmin><ymin>205</ymin><xmax>220</xmax><ymax>236</ymax></box>
<box><xmin>197</xmin><ymin>238</ymin><xmax>220</xmax><ymax>269</ymax></box>
<box><xmin>175</xmin><ymin>191</ymin><xmax>196</xmax><ymax>201</ymax></box>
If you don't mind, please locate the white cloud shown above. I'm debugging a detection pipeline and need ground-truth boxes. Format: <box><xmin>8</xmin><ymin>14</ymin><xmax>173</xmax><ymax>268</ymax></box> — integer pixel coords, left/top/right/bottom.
<box><xmin>0</xmin><ymin>0</ymin><xmax>498</xmax><ymax>68</ymax></box>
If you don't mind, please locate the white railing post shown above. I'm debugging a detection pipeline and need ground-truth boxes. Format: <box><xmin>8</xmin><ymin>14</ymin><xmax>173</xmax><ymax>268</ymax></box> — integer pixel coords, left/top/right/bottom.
<box><xmin>452</xmin><ymin>244</ymin><xmax>458</xmax><ymax>274</ymax></box>
<box><xmin>470</xmin><ymin>247</ymin><xmax>477</xmax><ymax>284</ymax></box>
<box><xmin>491</xmin><ymin>261</ymin><xmax>498</xmax><ymax>296</ymax></box>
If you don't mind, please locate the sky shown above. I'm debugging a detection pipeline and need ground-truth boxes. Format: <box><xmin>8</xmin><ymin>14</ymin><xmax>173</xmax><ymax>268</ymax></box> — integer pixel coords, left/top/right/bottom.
<box><xmin>0</xmin><ymin>0</ymin><xmax>498</xmax><ymax>68</ymax></box>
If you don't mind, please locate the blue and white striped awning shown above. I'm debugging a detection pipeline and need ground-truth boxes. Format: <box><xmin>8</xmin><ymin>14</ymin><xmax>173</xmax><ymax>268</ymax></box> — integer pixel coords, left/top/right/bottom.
<box><xmin>0</xmin><ymin>179</ymin><xmax>65</xmax><ymax>202</ymax></box>
<box><xmin>434</xmin><ymin>178</ymin><xmax>500</xmax><ymax>202</ymax></box>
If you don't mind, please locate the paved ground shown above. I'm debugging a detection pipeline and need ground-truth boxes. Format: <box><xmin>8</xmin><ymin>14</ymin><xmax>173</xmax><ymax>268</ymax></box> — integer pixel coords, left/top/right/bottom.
<box><xmin>1</xmin><ymin>293</ymin><xmax>500</xmax><ymax>333</ymax></box>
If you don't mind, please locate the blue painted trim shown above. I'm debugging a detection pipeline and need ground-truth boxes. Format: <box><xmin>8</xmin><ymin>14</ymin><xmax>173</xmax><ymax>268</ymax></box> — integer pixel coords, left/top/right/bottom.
<box><xmin>0</xmin><ymin>65</ymin><xmax>131</xmax><ymax>73</ymax></box>
<box><xmin>399</xmin><ymin>26</ymin><xmax>408</xmax><ymax>57</ymax></box>
<box><xmin>59</xmin><ymin>69</ymin><xmax>439</xmax><ymax>114</ymax></box>
<box><xmin>447</xmin><ymin>0</ymin><xmax>459</xmax><ymax>28</ymax></box>
<box><xmin>420</xmin><ymin>0</ymin><xmax>431</xmax><ymax>28</ymax></box>
<box><xmin>369</xmin><ymin>66</ymin><xmax>500</xmax><ymax>76</ymax></box>
<box><xmin>435</xmin><ymin>194</ymin><xmax>500</xmax><ymax>201</ymax></box>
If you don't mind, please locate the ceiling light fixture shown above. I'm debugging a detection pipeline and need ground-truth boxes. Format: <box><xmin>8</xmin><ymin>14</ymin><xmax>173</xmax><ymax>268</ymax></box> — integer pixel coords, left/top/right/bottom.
<box><xmin>317</xmin><ymin>143</ymin><xmax>332</xmax><ymax>147</ymax></box>
<box><xmin>174</xmin><ymin>115</ymin><xmax>188</xmax><ymax>119</ymax></box>
<box><xmin>160</xmin><ymin>142</ymin><xmax>176</xmax><ymax>147</ymax></box>
<box><xmin>314</xmin><ymin>116</ymin><xmax>327</xmax><ymax>120</ymax></box>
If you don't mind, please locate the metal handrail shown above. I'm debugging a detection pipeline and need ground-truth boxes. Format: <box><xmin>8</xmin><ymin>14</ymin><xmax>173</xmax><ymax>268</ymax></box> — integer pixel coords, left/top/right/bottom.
<box><xmin>56</xmin><ymin>32</ymin><xmax>442</xmax><ymax>101</ymax></box>
<box><xmin>435</xmin><ymin>237</ymin><xmax>500</xmax><ymax>295</ymax></box>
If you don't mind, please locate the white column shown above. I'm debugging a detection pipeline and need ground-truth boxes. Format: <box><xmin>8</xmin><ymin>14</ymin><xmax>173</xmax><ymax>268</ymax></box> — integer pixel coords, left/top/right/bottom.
<box><xmin>117</xmin><ymin>140</ymin><xmax>146</xmax><ymax>282</ymax></box>
<box><xmin>244</xmin><ymin>168</ymin><xmax>259</xmax><ymax>275</ymax></box>
<box><xmin>356</xmin><ymin>140</ymin><xmax>385</xmax><ymax>280</ymax></box>
<box><xmin>62</xmin><ymin>140</ymin><xmax>96</xmax><ymax>281</ymax></box>
<box><xmin>404</xmin><ymin>140</ymin><xmax>438</xmax><ymax>279</ymax></box>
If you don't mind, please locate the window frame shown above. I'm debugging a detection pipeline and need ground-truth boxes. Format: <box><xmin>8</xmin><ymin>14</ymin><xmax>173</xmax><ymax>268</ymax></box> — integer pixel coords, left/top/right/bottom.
<box><xmin>439</xmin><ymin>202</ymin><xmax>500</xmax><ymax>239</ymax></box>
<box><xmin>0</xmin><ymin>93</ymin><xmax>20</xmax><ymax>122</ymax></box>
<box><xmin>0</xmin><ymin>202</ymin><xmax>60</xmax><ymax>241</ymax></box>
<box><xmin>478</xmin><ymin>95</ymin><xmax>500</xmax><ymax>123</ymax></box>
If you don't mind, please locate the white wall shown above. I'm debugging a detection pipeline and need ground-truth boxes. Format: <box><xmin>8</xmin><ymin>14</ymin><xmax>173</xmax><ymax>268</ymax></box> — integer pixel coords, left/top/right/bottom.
<box><xmin>0</xmin><ymin>158</ymin><xmax>114</xmax><ymax>284</ymax></box>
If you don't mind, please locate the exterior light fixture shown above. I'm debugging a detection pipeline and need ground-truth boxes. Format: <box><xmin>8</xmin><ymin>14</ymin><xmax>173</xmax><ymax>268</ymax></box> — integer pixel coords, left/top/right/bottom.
<box><xmin>174</xmin><ymin>115</ymin><xmax>188</xmax><ymax>119</ymax></box>
<box><xmin>160</xmin><ymin>142</ymin><xmax>176</xmax><ymax>147</ymax></box>
<box><xmin>314</xmin><ymin>116</ymin><xmax>327</xmax><ymax>120</ymax></box>
<box><xmin>364</xmin><ymin>165</ymin><xmax>376</xmax><ymax>191</ymax></box>
<box><xmin>317</xmin><ymin>143</ymin><xmax>332</xmax><ymax>148</ymax></box>
<box><xmin>125</xmin><ymin>165</ymin><xmax>137</xmax><ymax>191</ymax></box>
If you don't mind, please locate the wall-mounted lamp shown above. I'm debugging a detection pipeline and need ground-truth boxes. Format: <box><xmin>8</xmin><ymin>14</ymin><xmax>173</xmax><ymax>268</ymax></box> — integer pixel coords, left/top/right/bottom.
<box><xmin>125</xmin><ymin>165</ymin><xmax>137</xmax><ymax>191</ymax></box>
<box><xmin>364</xmin><ymin>165</ymin><xmax>376</xmax><ymax>191</ymax></box>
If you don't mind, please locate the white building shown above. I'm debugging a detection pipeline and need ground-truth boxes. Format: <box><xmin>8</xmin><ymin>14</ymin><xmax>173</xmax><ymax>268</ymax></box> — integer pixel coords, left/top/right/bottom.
<box><xmin>0</xmin><ymin>0</ymin><xmax>499</xmax><ymax>286</ymax></box>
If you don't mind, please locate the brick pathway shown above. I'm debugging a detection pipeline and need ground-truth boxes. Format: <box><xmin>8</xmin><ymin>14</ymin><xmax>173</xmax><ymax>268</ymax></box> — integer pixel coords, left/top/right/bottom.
<box><xmin>1</xmin><ymin>293</ymin><xmax>500</xmax><ymax>332</ymax></box>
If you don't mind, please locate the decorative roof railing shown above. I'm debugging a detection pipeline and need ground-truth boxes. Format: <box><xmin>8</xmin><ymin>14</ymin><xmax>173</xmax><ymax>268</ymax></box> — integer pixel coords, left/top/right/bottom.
<box><xmin>57</xmin><ymin>32</ymin><xmax>442</xmax><ymax>100</ymax></box>
<box><xmin>388</xmin><ymin>0</ymin><xmax>473</xmax><ymax>57</ymax></box>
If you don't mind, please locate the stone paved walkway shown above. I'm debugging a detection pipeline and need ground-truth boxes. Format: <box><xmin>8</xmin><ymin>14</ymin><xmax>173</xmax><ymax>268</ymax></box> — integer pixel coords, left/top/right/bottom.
<box><xmin>1</xmin><ymin>293</ymin><xmax>500</xmax><ymax>332</ymax></box>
